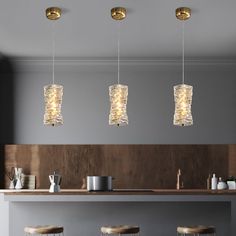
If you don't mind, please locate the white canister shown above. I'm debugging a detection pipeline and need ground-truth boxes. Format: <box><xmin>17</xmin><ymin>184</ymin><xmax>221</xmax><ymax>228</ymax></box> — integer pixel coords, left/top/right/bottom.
<box><xmin>227</xmin><ymin>181</ymin><xmax>236</xmax><ymax>190</ymax></box>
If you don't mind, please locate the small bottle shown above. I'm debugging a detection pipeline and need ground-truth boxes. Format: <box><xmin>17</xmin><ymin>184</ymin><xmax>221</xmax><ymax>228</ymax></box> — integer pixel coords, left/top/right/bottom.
<box><xmin>211</xmin><ymin>173</ymin><xmax>218</xmax><ymax>190</ymax></box>
<box><xmin>207</xmin><ymin>174</ymin><xmax>211</xmax><ymax>189</ymax></box>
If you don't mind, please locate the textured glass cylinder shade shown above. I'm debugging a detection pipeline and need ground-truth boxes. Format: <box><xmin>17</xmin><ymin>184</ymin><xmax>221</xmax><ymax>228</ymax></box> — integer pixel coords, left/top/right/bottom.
<box><xmin>109</xmin><ymin>84</ymin><xmax>128</xmax><ymax>126</ymax></box>
<box><xmin>173</xmin><ymin>84</ymin><xmax>193</xmax><ymax>126</ymax></box>
<box><xmin>44</xmin><ymin>84</ymin><xmax>63</xmax><ymax>126</ymax></box>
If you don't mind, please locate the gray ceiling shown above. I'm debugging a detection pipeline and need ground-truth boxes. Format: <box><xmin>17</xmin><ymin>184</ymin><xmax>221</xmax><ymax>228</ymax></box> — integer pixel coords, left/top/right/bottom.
<box><xmin>1</xmin><ymin>0</ymin><xmax>236</xmax><ymax>59</ymax></box>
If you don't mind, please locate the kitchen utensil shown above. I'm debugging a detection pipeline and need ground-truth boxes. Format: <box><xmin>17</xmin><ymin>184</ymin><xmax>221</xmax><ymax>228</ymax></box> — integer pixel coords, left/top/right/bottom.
<box><xmin>49</xmin><ymin>171</ymin><xmax>61</xmax><ymax>193</ymax></box>
<box><xmin>217</xmin><ymin>177</ymin><xmax>228</xmax><ymax>190</ymax></box>
<box><xmin>87</xmin><ymin>176</ymin><xmax>113</xmax><ymax>191</ymax></box>
<box><xmin>14</xmin><ymin>167</ymin><xmax>23</xmax><ymax>189</ymax></box>
<box><xmin>5</xmin><ymin>167</ymin><xmax>16</xmax><ymax>189</ymax></box>
<box><xmin>9</xmin><ymin>180</ymin><xmax>15</xmax><ymax>189</ymax></box>
<box><xmin>5</xmin><ymin>167</ymin><xmax>15</xmax><ymax>181</ymax></box>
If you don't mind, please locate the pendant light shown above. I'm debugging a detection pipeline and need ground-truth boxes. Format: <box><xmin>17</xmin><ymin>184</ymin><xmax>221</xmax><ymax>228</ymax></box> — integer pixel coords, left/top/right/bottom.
<box><xmin>173</xmin><ymin>7</ymin><xmax>193</xmax><ymax>126</ymax></box>
<box><xmin>44</xmin><ymin>7</ymin><xmax>63</xmax><ymax>126</ymax></box>
<box><xmin>109</xmin><ymin>7</ymin><xmax>128</xmax><ymax>126</ymax></box>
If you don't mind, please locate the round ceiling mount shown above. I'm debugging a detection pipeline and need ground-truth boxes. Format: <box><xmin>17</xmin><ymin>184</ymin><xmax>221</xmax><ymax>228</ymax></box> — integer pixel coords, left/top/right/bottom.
<box><xmin>46</xmin><ymin>7</ymin><xmax>61</xmax><ymax>20</ymax></box>
<box><xmin>176</xmin><ymin>7</ymin><xmax>191</xmax><ymax>21</ymax></box>
<box><xmin>111</xmin><ymin>7</ymin><xmax>126</xmax><ymax>20</ymax></box>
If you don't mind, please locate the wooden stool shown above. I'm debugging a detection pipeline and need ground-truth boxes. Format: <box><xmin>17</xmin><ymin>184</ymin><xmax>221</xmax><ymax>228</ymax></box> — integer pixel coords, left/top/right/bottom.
<box><xmin>177</xmin><ymin>226</ymin><xmax>216</xmax><ymax>235</ymax></box>
<box><xmin>101</xmin><ymin>225</ymin><xmax>140</xmax><ymax>236</ymax></box>
<box><xmin>24</xmin><ymin>225</ymin><xmax>64</xmax><ymax>235</ymax></box>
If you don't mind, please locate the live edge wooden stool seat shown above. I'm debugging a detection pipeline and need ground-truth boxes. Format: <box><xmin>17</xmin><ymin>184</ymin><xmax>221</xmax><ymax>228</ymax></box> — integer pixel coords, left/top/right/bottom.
<box><xmin>177</xmin><ymin>226</ymin><xmax>216</xmax><ymax>235</ymax></box>
<box><xmin>24</xmin><ymin>225</ymin><xmax>64</xmax><ymax>235</ymax></box>
<box><xmin>101</xmin><ymin>225</ymin><xmax>140</xmax><ymax>235</ymax></box>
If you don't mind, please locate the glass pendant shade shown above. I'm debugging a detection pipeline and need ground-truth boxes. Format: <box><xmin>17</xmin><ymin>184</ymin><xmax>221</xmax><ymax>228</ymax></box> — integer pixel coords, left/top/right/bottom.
<box><xmin>109</xmin><ymin>84</ymin><xmax>128</xmax><ymax>126</ymax></box>
<box><xmin>44</xmin><ymin>84</ymin><xmax>63</xmax><ymax>126</ymax></box>
<box><xmin>173</xmin><ymin>84</ymin><xmax>193</xmax><ymax>126</ymax></box>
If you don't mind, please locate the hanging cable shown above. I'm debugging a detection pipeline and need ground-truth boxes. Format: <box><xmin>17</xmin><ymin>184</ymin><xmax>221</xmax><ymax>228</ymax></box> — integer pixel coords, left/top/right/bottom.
<box><xmin>52</xmin><ymin>21</ymin><xmax>56</xmax><ymax>84</ymax></box>
<box><xmin>117</xmin><ymin>21</ymin><xmax>121</xmax><ymax>84</ymax></box>
<box><xmin>182</xmin><ymin>20</ymin><xmax>185</xmax><ymax>84</ymax></box>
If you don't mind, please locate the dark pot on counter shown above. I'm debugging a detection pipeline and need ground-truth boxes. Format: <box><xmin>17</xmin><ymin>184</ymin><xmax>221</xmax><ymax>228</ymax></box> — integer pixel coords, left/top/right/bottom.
<box><xmin>87</xmin><ymin>176</ymin><xmax>113</xmax><ymax>191</ymax></box>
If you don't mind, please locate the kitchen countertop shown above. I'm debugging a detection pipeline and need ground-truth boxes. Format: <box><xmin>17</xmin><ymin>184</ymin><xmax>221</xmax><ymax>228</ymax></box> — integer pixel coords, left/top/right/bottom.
<box><xmin>1</xmin><ymin>189</ymin><xmax>236</xmax><ymax>236</ymax></box>
<box><xmin>1</xmin><ymin>189</ymin><xmax>236</xmax><ymax>195</ymax></box>
<box><xmin>1</xmin><ymin>189</ymin><xmax>236</xmax><ymax>202</ymax></box>
<box><xmin>0</xmin><ymin>189</ymin><xmax>236</xmax><ymax>202</ymax></box>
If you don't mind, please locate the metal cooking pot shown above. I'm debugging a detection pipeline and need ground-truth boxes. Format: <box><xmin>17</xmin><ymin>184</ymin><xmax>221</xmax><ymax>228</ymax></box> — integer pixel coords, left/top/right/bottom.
<box><xmin>87</xmin><ymin>176</ymin><xmax>113</xmax><ymax>191</ymax></box>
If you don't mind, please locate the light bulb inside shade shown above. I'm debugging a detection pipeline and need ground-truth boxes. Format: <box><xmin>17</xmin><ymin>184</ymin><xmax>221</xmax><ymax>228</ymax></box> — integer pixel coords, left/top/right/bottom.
<box><xmin>173</xmin><ymin>84</ymin><xmax>193</xmax><ymax>126</ymax></box>
<box><xmin>44</xmin><ymin>84</ymin><xmax>63</xmax><ymax>126</ymax></box>
<box><xmin>109</xmin><ymin>84</ymin><xmax>128</xmax><ymax>126</ymax></box>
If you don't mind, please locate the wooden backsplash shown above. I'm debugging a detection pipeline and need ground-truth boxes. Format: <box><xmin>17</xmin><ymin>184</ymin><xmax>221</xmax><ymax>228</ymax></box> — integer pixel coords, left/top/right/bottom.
<box><xmin>2</xmin><ymin>144</ymin><xmax>236</xmax><ymax>189</ymax></box>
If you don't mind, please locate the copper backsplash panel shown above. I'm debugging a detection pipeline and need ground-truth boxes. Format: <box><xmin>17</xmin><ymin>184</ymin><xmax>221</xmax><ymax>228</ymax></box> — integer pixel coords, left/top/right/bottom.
<box><xmin>3</xmin><ymin>144</ymin><xmax>235</xmax><ymax>189</ymax></box>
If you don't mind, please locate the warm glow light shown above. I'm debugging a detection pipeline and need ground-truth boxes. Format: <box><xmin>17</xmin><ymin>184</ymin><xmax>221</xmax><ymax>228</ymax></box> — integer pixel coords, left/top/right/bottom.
<box><xmin>109</xmin><ymin>84</ymin><xmax>128</xmax><ymax>126</ymax></box>
<box><xmin>173</xmin><ymin>84</ymin><xmax>193</xmax><ymax>126</ymax></box>
<box><xmin>44</xmin><ymin>84</ymin><xmax>63</xmax><ymax>126</ymax></box>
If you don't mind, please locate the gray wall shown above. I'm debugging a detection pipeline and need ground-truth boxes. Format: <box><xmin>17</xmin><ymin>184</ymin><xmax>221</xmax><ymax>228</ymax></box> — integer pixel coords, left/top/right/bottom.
<box><xmin>12</xmin><ymin>60</ymin><xmax>236</xmax><ymax>144</ymax></box>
